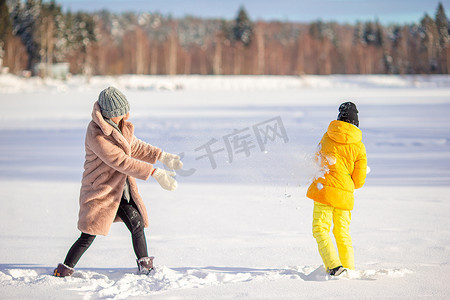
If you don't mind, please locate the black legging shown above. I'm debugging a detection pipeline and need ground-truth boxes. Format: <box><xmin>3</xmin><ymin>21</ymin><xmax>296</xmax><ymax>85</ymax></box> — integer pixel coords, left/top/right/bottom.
<box><xmin>64</xmin><ymin>197</ymin><xmax>148</xmax><ymax>268</ymax></box>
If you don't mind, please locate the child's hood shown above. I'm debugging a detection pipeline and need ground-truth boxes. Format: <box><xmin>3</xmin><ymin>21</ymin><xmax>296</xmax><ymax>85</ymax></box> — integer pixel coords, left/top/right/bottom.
<box><xmin>326</xmin><ymin>120</ymin><xmax>362</xmax><ymax>144</ymax></box>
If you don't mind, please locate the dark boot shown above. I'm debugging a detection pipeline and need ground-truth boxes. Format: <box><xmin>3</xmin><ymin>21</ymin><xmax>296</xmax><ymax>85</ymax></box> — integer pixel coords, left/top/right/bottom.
<box><xmin>328</xmin><ymin>265</ymin><xmax>346</xmax><ymax>276</ymax></box>
<box><xmin>53</xmin><ymin>263</ymin><xmax>75</xmax><ymax>277</ymax></box>
<box><xmin>136</xmin><ymin>256</ymin><xmax>154</xmax><ymax>275</ymax></box>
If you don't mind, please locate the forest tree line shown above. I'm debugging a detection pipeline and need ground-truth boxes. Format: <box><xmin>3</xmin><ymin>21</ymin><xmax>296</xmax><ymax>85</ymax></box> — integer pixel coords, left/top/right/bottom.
<box><xmin>0</xmin><ymin>0</ymin><xmax>449</xmax><ymax>76</ymax></box>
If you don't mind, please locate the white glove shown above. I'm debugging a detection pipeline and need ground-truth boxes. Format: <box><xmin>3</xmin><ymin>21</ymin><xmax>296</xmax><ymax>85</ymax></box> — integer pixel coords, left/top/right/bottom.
<box><xmin>152</xmin><ymin>168</ymin><xmax>177</xmax><ymax>191</ymax></box>
<box><xmin>159</xmin><ymin>151</ymin><xmax>183</xmax><ymax>170</ymax></box>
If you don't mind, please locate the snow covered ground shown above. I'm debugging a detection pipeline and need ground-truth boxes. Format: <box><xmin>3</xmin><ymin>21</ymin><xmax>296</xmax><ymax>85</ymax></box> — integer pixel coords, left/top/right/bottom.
<box><xmin>0</xmin><ymin>74</ymin><xmax>449</xmax><ymax>299</ymax></box>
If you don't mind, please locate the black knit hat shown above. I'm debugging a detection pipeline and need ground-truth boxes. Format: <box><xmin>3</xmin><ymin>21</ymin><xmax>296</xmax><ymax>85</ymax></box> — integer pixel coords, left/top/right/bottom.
<box><xmin>337</xmin><ymin>102</ymin><xmax>359</xmax><ymax>127</ymax></box>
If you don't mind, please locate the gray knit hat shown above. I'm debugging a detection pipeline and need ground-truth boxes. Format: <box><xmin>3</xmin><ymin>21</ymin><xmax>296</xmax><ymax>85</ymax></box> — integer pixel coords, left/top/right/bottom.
<box><xmin>98</xmin><ymin>87</ymin><xmax>130</xmax><ymax>118</ymax></box>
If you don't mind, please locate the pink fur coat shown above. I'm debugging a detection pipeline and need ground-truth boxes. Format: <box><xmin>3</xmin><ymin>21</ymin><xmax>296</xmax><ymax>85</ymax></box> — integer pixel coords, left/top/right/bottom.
<box><xmin>77</xmin><ymin>102</ymin><xmax>162</xmax><ymax>235</ymax></box>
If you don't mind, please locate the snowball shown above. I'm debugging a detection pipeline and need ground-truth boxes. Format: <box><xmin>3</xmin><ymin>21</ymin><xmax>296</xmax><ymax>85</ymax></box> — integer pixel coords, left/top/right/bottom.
<box><xmin>326</xmin><ymin>156</ymin><xmax>336</xmax><ymax>165</ymax></box>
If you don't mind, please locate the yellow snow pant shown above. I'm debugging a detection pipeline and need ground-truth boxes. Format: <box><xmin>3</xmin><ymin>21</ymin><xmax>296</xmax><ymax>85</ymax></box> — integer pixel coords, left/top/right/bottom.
<box><xmin>312</xmin><ymin>202</ymin><xmax>354</xmax><ymax>270</ymax></box>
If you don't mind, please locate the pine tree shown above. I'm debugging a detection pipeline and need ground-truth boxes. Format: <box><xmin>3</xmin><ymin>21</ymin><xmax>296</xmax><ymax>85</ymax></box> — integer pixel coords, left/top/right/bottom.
<box><xmin>10</xmin><ymin>0</ymin><xmax>41</xmax><ymax>70</ymax></box>
<box><xmin>435</xmin><ymin>2</ymin><xmax>449</xmax><ymax>49</ymax></box>
<box><xmin>420</xmin><ymin>13</ymin><xmax>440</xmax><ymax>72</ymax></box>
<box><xmin>363</xmin><ymin>22</ymin><xmax>376</xmax><ymax>45</ymax></box>
<box><xmin>374</xmin><ymin>21</ymin><xmax>384</xmax><ymax>47</ymax></box>
<box><xmin>232</xmin><ymin>6</ymin><xmax>253</xmax><ymax>46</ymax></box>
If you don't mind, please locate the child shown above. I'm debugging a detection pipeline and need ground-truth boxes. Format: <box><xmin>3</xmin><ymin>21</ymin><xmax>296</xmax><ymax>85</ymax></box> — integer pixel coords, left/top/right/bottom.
<box><xmin>54</xmin><ymin>87</ymin><xmax>183</xmax><ymax>277</ymax></box>
<box><xmin>306</xmin><ymin>102</ymin><xmax>367</xmax><ymax>276</ymax></box>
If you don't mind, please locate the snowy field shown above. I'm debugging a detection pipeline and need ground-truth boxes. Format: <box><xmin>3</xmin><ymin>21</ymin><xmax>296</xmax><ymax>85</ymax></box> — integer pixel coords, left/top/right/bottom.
<box><xmin>0</xmin><ymin>74</ymin><xmax>449</xmax><ymax>299</ymax></box>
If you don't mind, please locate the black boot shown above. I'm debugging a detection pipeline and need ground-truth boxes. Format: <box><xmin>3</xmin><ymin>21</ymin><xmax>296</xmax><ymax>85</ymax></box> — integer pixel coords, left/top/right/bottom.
<box><xmin>328</xmin><ymin>265</ymin><xmax>345</xmax><ymax>276</ymax></box>
<box><xmin>136</xmin><ymin>256</ymin><xmax>154</xmax><ymax>275</ymax></box>
<box><xmin>53</xmin><ymin>263</ymin><xmax>75</xmax><ymax>277</ymax></box>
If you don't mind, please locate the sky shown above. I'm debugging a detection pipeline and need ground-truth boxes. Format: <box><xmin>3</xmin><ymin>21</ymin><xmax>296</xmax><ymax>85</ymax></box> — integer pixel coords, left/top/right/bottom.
<box><xmin>54</xmin><ymin>0</ymin><xmax>449</xmax><ymax>25</ymax></box>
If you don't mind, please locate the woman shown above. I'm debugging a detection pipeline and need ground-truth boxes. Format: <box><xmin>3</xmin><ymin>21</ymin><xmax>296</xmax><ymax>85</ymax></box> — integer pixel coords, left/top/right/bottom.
<box><xmin>54</xmin><ymin>86</ymin><xmax>182</xmax><ymax>276</ymax></box>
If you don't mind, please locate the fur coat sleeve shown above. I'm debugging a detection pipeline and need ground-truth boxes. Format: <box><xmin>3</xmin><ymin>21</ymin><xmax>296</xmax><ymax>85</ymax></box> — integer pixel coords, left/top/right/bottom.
<box><xmin>131</xmin><ymin>136</ymin><xmax>162</xmax><ymax>165</ymax></box>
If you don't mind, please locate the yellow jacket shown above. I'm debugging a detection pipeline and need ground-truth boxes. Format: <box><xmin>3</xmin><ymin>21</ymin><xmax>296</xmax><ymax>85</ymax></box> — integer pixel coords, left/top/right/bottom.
<box><xmin>307</xmin><ymin>120</ymin><xmax>367</xmax><ymax>211</ymax></box>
